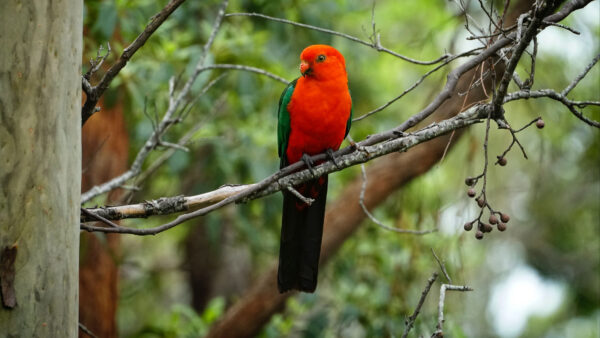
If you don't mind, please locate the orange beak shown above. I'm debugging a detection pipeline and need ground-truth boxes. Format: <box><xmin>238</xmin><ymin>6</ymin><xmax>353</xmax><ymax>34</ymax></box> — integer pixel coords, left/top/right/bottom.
<box><xmin>300</xmin><ymin>60</ymin><xmax>311</xmax><ymax>76</ymax></box>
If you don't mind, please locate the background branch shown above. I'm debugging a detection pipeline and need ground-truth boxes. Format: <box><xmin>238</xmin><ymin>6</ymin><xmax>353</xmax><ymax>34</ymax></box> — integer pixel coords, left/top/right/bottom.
<box><xmin>225</xmin><ymin>12</ymin><xmax>451</xmax><ymax>65</ymax></box>
<box><xmin>82</xmin><ymin>0</ymin><xmax>187</xmax><ymax>125</ymax></box>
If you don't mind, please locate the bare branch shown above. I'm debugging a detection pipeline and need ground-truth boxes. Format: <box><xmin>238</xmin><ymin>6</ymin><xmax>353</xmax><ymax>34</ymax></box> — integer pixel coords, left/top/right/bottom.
<box><xmin>198</xmin><ymin>64</ymin><xmax>289</xmax><ymax>84</ymax></box>
<box><xmin>80</xmin><ymin>0</ymin><xmax>596</xmax><ymax>233</ymax></box>
<box><xmin>353</xmin><ymin>47</ymin><xmax>484</xmax><ymax>122</ymax></box>
<box><xmin>82</xmin><ymin>0</ymin><xmax>187</xmax><ymax>125</ymax></box>
<box><xmin>431</xmin><ymin>248</ymin><xmax>452</xmax><ymax>283</ymax></box>
<box><xmin>492</xmin><ymin>6</ymin><xmax>544</xmax><ymax>111</ymax></box>
<box><xmin>286</xmin><ymin>186</ymin><xmax>314</xmax><ymax>206</ymax></box>
<box><xmin>402</xmin><ymin>272</ymin><xmax>439</xmax><ymax>338</ymax></box>
<box><xmin>542</xmin><ymin>20</ymin><xmax>580</xmax><ymax>35</ymax></box>
<box><xmin>562</xmin><ymin>52</ymin><xmax>600</xmax><ymax>96</ymax></box>
<box><xmin>226</xmin><ymin>12</ymin><xmax>451</xmax><ymax>65</ymax></box>
<box><xmin>83</xmin><ymin>43</ymin><xmax>112</xmax><ymax>82</ymax></box>
<box><xmin>432</xmin><ymin>284</ymin><xmax>473</xmax><ymax>337</ymax></box>
<box><xmin>81</xmin><ymin>105</ymin><xmax>487</xmax><ymax>233</ymax></box>
<box><xmin>360</xmin><ymin>0</ymin><xmax>592</xmax><ymax>147</ymax></box>
<box><xmin>504</xmin><ymin>87</ymin><xmax>600</xmax><ymax>128</ymax></box>
<box><xmin>81</xmin><ymin>0</ymin><xmax>230</xmax><ymax>204</ymax></box>
<box><xmin>78</xmin><ymin>323</ymin><xmax>98</xmax><ymax>338</ymax></box>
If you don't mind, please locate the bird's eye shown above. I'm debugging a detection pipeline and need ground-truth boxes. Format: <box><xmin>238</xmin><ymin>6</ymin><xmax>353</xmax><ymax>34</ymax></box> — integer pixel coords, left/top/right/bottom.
<box><xmin>316</xmin><ymin>54</ymin><xmax>326</xmax><ymax>62</ymax></box>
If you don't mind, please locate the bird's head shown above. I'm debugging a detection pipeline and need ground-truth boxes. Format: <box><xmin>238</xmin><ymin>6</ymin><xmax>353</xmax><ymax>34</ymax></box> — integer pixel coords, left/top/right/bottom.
<box><xmin>299</xmin><ymin>45</ymin><xmax>347</xmax><ymax>81</ymax></box>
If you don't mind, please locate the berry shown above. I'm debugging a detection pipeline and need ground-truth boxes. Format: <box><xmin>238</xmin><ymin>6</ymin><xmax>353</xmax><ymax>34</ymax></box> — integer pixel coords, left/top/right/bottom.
<box><xmin>497</xmin><ymin>157</ymin><xmax>507</xmax><ymax>166</ymax></box>
<box><xmin>536</xmin><ymin>118</ymin><xmax>545</xmax><ymax>129</ymax></box>
<box><xmin>500</xmin><ymin>213</ymin><xmax>510</xmax><ymax>223</ymax></box>
<box><xmin>482</xmin><ymin>223</ymin><xmax>493</xmax><ymax>232</ymax></box>
<box><xmin>465</xmin><ymin>177</ymin><xmax>475</xmax><ymax>186</ymax></box>
<box><xmin>497</xmin><ymin>222</ymin><xmax>507</xmax><ymax>231</ymax></box>
<box><xmin>489</xmin><ymin>215</ymin><xmax>499</xmax><ymax>224</ymax></box>
<box><xmin>475</xmin><ymin>230</ymin><xmax>484</xmax><ymax>239</ymax></box>
<box><xmin>464</xmin><ymin>222</ymin><xmax>473</xmax><ymax>231</ymax></box>
<box><xmin>467</xmin><ymin>189</ymin><xmax>476</xmax><ymax>198</ymax></box>
<box><xmin>477</xmin><ymin>197</ymin><xmax>485</xmax><ymax>208</ymax></box>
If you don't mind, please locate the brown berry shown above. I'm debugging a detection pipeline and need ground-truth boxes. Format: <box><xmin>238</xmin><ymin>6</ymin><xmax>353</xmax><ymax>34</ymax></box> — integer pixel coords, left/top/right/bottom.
<box><xmin>489</xmin><ymin>215</ymin><xmax>499</xmax><ymax>224</ymax></box>
<box><xmin>497</xmin><ymin>157</ymin><xmax>507</xmax><ymax>166</ymax></box>
<box><xmin>464</xmin><ymin>222</ymin><xmax>473</xmax><ymax>231</ymax></box>
<box><xmin>465</xmin><ymin>177</ymin><xmax>475</xmax><ymax>186</ymax></box>
<box><xmin>497</xmin><ymin>222</ymin><xmax>507</xmax><ymax>231</ymax></box>
<box><xmin>482</xmin><ymin>223</ymin><xmax>493</xmax><ymax>232</ymax></box>
<box><xmin>475</xmin><ymin>230</ymin><xmax>484</xmax><ymax>239</ymax></box>
<box><xmin>536</xmin><ymin>118</ymin><xmax>545</xmax><ymax>129</ymax></box>
<box><xmin>467</xmin><ymin>189</ymin><xmax>476</xmax><ymax>198</ymax></box>
<box><xmin>476</xmin><ymin>197</ymin><xmax>485</xmax><ymax>208</ymax></box>
<box><xmin>500</xmin><ymin>213</ymin><xmax>510</xmax><ymax>223</ymax></box>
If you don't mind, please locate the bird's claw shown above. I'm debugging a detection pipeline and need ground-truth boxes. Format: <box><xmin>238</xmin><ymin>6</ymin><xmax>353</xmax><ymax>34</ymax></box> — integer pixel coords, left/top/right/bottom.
<box><xmin>326</xmin><ymin>148</ymin><xmax>341</xmax><ymax>169</ymax></box>
<box><xmin>301</xmin><ymin>153</ymin><xmax>317</xmax><ymax>175</ymax></box>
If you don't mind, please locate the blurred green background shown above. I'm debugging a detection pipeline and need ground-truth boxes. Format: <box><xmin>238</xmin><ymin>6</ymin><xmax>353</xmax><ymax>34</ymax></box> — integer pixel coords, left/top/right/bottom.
<box><xmin>82</xmin><ymin>0</ymin><xmax>599</xmax><ymax>337</ymax></box>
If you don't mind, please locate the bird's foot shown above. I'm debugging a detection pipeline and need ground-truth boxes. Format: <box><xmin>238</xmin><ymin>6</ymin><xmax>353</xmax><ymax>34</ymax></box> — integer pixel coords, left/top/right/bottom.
<box><xmin>301</xmin><ymin>153</ymin><xmax>317</xmax><ymax>176</ymax></box>
<box><xmin>326</xmin><ymin>148</ymin><xmax>341</xmax><ymax>169</ymax></box>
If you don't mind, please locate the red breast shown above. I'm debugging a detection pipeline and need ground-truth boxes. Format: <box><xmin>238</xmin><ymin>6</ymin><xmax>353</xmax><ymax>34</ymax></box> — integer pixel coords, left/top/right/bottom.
<box><xmin>285</xmin><ymin>45</ymin><xmax>352</xmax><ymax>164</ymax></box>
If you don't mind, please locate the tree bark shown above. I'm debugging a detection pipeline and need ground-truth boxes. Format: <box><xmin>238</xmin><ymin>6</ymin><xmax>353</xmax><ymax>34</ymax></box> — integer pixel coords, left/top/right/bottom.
<box><xmin>0</xmin><ymin>1</ymin><xmax>82</xmax><ymax>337</ymax></box>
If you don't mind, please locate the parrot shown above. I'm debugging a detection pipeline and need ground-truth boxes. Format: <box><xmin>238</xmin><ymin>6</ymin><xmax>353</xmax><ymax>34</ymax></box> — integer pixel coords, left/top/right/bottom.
<box><xmin>277</xmin><ymin>44</ymin><xmax>352</xmax><ymax>293</ymax></box>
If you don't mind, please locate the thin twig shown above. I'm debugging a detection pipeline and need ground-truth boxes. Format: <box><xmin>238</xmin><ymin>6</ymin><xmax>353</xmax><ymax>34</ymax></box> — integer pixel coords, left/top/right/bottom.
<box><xmin>432</xmin><ymin>284</ymin><xmax>473</xmax><ymax>337</ymax></box>
<box><xmin>286</xmin><ymin>186</ymin><xmax>314</xmax><ymax>206</ymax></box>
<box><xmin>78</xmin><ymin>323</ymin><xmax>98</xmax><ymax>338</ymax></box>
<box><xmin>562</xmin><ymin>53</ymin><xmax>600</xmax><ymax>96</ymax></box>
<box><xmin>542</xmin><ymin>20</ymin><xmax>580</xmax><ymax>35</ymax></box>
<box><xmin>353</xmin><ymin>47</ymin><xmax>483</xmax><ymax>122</ymax></box>
<box><xmin>402</xmin><ymin>272</ymin><xmax>439</xmax><ymax>338</ymax></box>
<box><xmin>198</xmin><ymin>64</ymin><xmax>288</xmax><ymax>84</ymax></box>
<box><xmin>431</xmin><ymin>249</ymin><xmax>452</xmax><ymax>283</ymax></box>
<box><xmin>226</xmin><ymin>12</ymin><xmax>451</xmax><ymax>65</ymax></box>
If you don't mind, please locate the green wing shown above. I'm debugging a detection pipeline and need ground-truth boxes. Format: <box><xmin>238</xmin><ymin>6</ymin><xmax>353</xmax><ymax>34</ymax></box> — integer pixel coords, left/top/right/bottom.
<box><xmin>278</xmin><ymin>78</ymin><xmax>298</xmax><ymax>168</ymax></box>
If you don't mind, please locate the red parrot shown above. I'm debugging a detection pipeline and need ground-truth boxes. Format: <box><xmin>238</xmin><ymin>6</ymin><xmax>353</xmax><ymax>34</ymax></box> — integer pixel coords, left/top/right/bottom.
<box><xmin>277</xmin><ymin>45</ymin><xmax>352</xmax><ymax>293</ymax></box>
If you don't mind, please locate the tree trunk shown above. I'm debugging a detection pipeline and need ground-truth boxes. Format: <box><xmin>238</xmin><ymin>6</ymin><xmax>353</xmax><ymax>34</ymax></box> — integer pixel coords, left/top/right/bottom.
<box><xmin>0</xmin><ymin>1</ymin><xmax>82</xmax><ymax>337</ymax></box>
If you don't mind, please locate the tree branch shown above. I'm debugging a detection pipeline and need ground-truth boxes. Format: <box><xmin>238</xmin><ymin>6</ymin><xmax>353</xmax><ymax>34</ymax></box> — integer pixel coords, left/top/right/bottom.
<box><xmin>225</xmin><ymin>12</ymin><xmax>452</xmax><ymax>65</ymax></box>
<box><xmin>353</xmin><ymin>0</ymin><xmax>593</xmax><ymax>148</ymax></box>
<box><xmin>81</xmin><ymin>105</ymin><xmax>486</xmax><ymax>233</ymax></box>
<box><xmin>402</xmin><ymin>272</ymin><xmax>439</xmax><ymax>338</ymax></box>
<box><xmin>82</xmin><ymin>0</ymin><xmax>187</xmax><ymax>125</ymax></box>
<box><xmin>81</xmin><ymin>0</ymin><xmax>230</xmax><ymax>203</ymax></box>
<box><xmin>80</xmin><ymin>0</ymin><xmax>596</xmax><ymax>232</ymax></box>
<box><xmin>432</xmin><ymin>284</ymin><xmax>473</xmax><ymax>337</ymax></box>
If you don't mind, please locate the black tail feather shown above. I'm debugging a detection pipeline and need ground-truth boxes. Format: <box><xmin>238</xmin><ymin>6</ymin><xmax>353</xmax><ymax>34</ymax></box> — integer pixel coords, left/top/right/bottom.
<box><xmin>278</xmin><ymin>176</ymin><xmax>328</xmax><ymax>293</ymax></box>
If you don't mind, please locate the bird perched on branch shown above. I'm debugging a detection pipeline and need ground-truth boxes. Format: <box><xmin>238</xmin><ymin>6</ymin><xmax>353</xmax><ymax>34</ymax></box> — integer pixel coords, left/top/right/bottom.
<box><xmin>277</xmin><ymin>44</ymin><xmax>352</xmax><ymax>293</ymax></box>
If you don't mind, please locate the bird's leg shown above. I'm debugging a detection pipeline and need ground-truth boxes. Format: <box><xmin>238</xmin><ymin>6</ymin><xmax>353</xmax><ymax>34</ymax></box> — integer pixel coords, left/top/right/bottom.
<box><xmin>325</xmin><ymin>148</ymin><xmax>341</xmax><ymax>169</ymax></box>
<box><xmin>301</xmin><ymin>153</ymin><xmax>317</xmax><ymax>176</ymax></box>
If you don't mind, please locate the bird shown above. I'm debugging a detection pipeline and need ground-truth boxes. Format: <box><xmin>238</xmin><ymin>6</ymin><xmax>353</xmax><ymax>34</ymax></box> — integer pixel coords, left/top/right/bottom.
<box><xmin>277</xmin><ymin>44</ymin><xmax>352</xmax><ymax>293</ymax></box>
